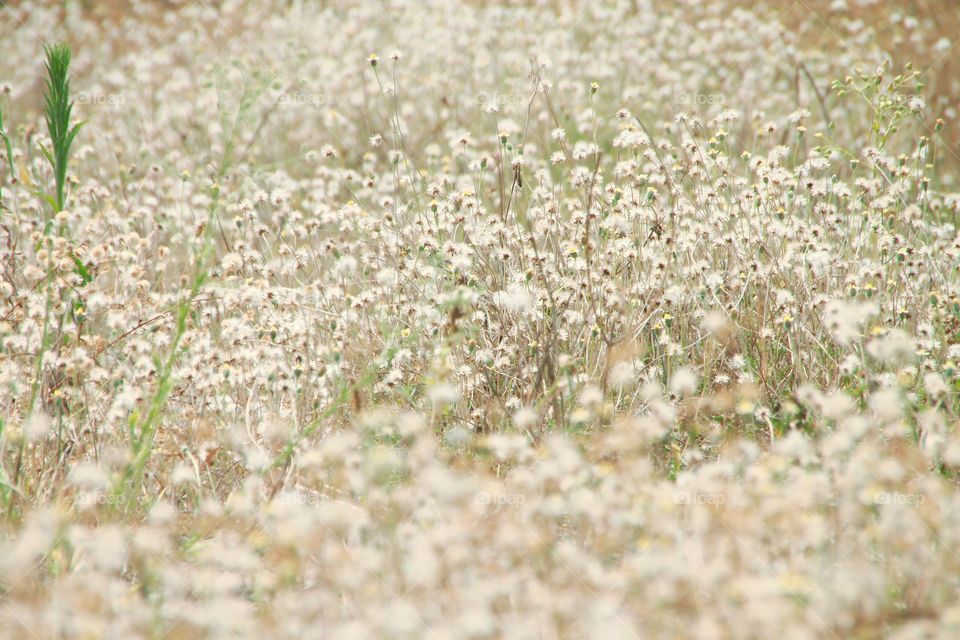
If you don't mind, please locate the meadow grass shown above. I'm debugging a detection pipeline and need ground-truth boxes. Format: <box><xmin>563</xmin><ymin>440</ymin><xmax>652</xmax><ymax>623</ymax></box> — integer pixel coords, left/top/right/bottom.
<box><xmin>1</xmin><ymin>2</ymin><xmax>960</xmax><ymax>638</ymax></box>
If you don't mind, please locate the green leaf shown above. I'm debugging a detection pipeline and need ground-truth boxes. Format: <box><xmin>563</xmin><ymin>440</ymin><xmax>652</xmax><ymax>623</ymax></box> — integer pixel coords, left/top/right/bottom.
<box><xmin>71</xmin><ymin>254</ymin><xmax>92</xmax><ymax>285</ymax></box>
<box><xmin>38</xmin><ymin>143</ymin><xmax>54</xmax><ymax>168</ymax></box>
<box><xmin>38</xmin><ymin>192</ymin><xmax>58</xmax><ymax>211</ymax></box>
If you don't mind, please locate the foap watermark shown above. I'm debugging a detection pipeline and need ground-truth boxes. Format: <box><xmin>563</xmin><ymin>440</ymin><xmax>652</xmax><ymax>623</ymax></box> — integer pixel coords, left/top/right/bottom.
<box><xmin>875</xmin><ymin>492</ymin><xmax>926</xmax><ymax>507</ymax></box>
<box><xmin>75</xmin><ymin>491</ymin><xmax>125</xmax><ymax>508</ymax></box>
<box><xmin>674</xmin><ymin>491</ymin><xmax>726</xmax><ymax>506</ymax></box>
<box><xmin>477</xmin><ymin>91</ymin><xmax>526</xmax><ymax>107</ymax></box>
<box><xmin>475</xmin><ymin>491</ymin><xmax>526</xmax><ymax>508</ymax></box>
<box><xmin>674</xmin><ymin>92</ymin><xmax>725</xmax><ymax>107</ymax></box>
<box><xmin>277</xmin><ymin>91</ymin><xmax>327</xmax><ymax>110</ymax></box>
<box><xmin>76</xmin><ymin>91</ymin><xmax>126</xmax><ymax>106</ymax></box>
<box><xmin>272</xmin><ymin>486</ymin><xmax>342</xmax><ymax>506</ymax></box>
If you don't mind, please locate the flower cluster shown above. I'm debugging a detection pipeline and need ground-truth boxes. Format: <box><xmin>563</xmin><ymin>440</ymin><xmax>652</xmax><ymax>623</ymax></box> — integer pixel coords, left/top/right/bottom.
<box><xmin>1</xmin><ymin>0</ymin><xmax>959</xmax><ymax>637</ymax></box>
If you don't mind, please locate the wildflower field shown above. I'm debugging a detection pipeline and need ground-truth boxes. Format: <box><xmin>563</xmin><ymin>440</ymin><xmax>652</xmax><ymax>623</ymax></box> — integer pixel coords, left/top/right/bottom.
<box><xmin>3</xmin><ymin>0</ymin><xmax>960</xmax><ymax>637</ymax></box>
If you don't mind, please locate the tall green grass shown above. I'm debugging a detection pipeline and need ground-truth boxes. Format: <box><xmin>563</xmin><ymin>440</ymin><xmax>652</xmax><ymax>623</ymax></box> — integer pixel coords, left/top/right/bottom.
<box><xmin>8</xmin><ymin>43</ymin><xmax>83</xmax><ymax>506</ymax></box>
<box><xmin>0</xmin><ymin>105</ymin><xmax>14</xmax><ymax>207</ymax></box>
<box><xmin>41</xmin><ymin>43</ymin><xmax>82</xmax><ymax>214</ymax></box>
